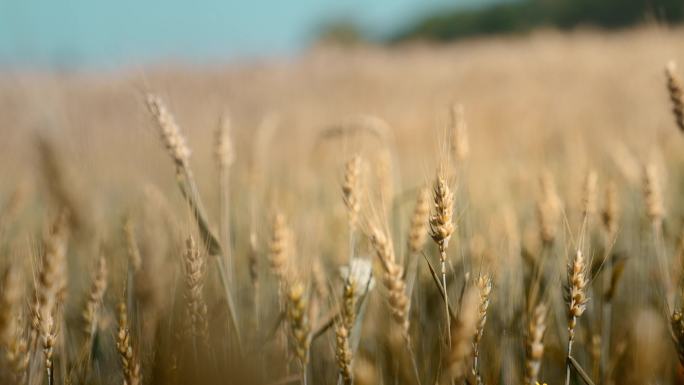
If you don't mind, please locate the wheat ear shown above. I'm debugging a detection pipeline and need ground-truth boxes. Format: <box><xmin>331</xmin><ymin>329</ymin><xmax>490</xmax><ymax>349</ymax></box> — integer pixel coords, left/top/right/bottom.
<box><xmin>472</xmin><ymin>275</ymin><xmax>491</xmax><ymax>381</ymax></box>
<box><xmin>408</xmin><ymin>186</ymin><xmax>430</xmax><ymax>255</ymax></box>
<box><xmin>666</xmin><ymin>60</ymin><xmax>684</xmax><ymax>132</ymax></box>
<box><xmin>286</xmin><ymin>280</ymin><xmax>311</xmax><ymax>382</ymax></box>
<box><xmin>183</xmin><ymin>236</ymin><xmax>209</xmax><ymax>347</ymax></box>
<box><xmin>643</xmin><ymin>164</ymin><xmax>664</xmax><ymax>227</ymax></box>
<box><xmin>450</xmin><ymin>104</ymin><xmax>469</xmax><ymax>162</ymax></box>
<box><xmin>525</xmin><ymin>303</ymin><xmax>547</xmax><ymax>385</ymax></box>
<box><xmin>116</xmin><ymin>302</ymin><xmax>141</xmax><ymax>385</ymax></box>
<box><xmin>32</xmin><ymin>215</ymin><xmax>68</xmax><ymax>385</ymax></box>
<box><xmin>82</xmin><ymin>256</ymin><xmax>107</xmax><ymax>352</ymax></box>
<box><xmin>268</xmin><ymin>212</ymin><xmax>291</xmax><ymax>289</ymax></box>
<box><xmin>369</xmin><ymin>226</ymin><xmax>410</xmax><ymax>338</ymax></box>
<box><xmin>565</xmin><ymin>250</ymin><xmax>588</xmax><ymax>385</ymax></box>
<box><xmin>1</xmin><ymin>266</ymin><xmax>28</xmax><ymax>385</ymax></box>
<box><xmin>145</xmin><ymin>94</ymin><xmax>241</xmax><ymax>349</ymax></box>
<box><xmin>0</xmin><ymin>266</ymin><xmax>20</xmax><ymax>352</ymax></box>
<box><xmin>335</xmin><ymin>276</ymin><xmax>356</xmax><ymax>385</ymax></box>
<box><xmin>537</xmin><ymin>172</ymin><xmax>561</xmax><ymax>246</ymax></box>
<box><xmin>335</xmin><ymin>324</ymin><xmax>353</xmax><ymax>385</ymax></box>
<box><xmin>342</xmin><ymin>155</ymin><xmax>362</xmax><ymax>252</ymax></box>
<box><xmin>581</xmin><ymin>170</ymin><xmax>597</xmax><ymax>219</ymax></box>
<box><xmin>429</xmin><ymin>167</ymin><xmax>454</xmax><ymax>344</ymax></box>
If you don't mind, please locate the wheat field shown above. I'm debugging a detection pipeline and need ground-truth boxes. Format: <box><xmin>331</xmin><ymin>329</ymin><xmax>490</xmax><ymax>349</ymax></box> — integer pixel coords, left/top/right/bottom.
<box><xmin>3</xmin><ymin>25</ymin><xmax>684</xmax><ymax>385</ymax></box>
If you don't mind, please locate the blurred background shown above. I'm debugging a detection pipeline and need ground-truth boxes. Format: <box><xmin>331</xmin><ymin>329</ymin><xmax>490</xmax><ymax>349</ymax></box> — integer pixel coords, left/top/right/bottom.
<box><xmin>1</xmin><ymin>0</ymin><xmax>684</xmax><ymax>227</ymax></box>
<box><xmin>2</xmin><ymin>0</ymin><xmax>683</xmax><ymax>69</ymax></box>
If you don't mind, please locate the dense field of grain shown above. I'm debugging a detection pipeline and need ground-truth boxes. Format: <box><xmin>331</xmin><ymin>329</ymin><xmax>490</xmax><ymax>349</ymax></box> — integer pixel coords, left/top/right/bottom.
<box><xmin>3</xmin><ymin>26</ymin><xmax>684</xmax><ymax>385</ymax></box>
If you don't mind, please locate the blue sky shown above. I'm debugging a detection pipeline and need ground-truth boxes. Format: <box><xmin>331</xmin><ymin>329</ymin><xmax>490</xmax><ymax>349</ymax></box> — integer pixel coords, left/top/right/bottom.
<box><xmin>0</xmin><ymin>0</ymin><xmax>502</xmax><ymax>68</ymax></box>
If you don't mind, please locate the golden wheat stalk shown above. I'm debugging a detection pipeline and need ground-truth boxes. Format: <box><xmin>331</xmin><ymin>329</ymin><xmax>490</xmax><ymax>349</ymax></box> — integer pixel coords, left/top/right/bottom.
<box><xmin>269</xmin><ymin>212</ymin><xmax>291</xmax><ymax>289</ymax></box>
<box><xmin>82</xmin><ymin>256</ymin><xmax>107</xmax><ymax>352</ymax></box>
<box><xmin>450</xmin><ymin>104</ymin><xmax>470</xmax><ymax>162</ymax></box>
<box><xmin>123</xmin><ymin>218</ymin><xmax>142</xmax><ymax>273</ymax></box>
<box><xmin>472</xmin><ymin>275</ymin><xmax>491</xmax><ymax>379</ymax></box>
<box><xmin>31</xmin><ymin>214</ymin><xmax>69</xmax><ymax>385</ymax></box>
<box><xmin>286</xmin><ymin>281</ymin><xmax>311</xmax><ymax>379</ymax></box>
<box><xmin>183</xmin><ymin>236</ymin><xmax>209</xmax><ymax>347</ymax></box>
<box><xmin>369</xmin><ymin>225</ymin><xmax>410</xmax><ymax>338</ymax></box>
<box><xmin>335</xmin><ymin>324</ymin><xmax>353</xmax><ymax>385</ymax></box>
<box><xmin>116</xmin><ymin>301</ymin><xmax>141</xmax><ymax>385</ymax></box>
<box><xmin>643</xmin><ymin>164</ymin><xmax>664</xmax><ymax>227</ymax></box>
<box><xmin>525</xmin><ymin>303</ymin><xmax>547</xmax><ymax>385</ymax></box>
<box><xmin>342</xmin><ymin>155</ymin><xmax>362</xmax><ymax>237</ymax></box>
<box><xmin>145</xmin><ymin>93</ymin><xmax>241</xmax><ymax>349</ymax></box>
<box><xmin>0</xmin><ymin>266</ymin><xmax>20</xmax><ymax>351</ymax></box>
<box><xmin>335</xmin><ymin>274</ymin><xmax>357</xmax><ymax>385</ymax></box>
<box><xmin>405</xmin><ymin>186</ymin><xmax>430</xmax><ymax>297</ymax></box>
<box><xmin>581</xmin><ymin>170</ymin><xmax>597</xmax><ymax>219</ymax></box>
<box><xmin>429</xmin><ymin>167</ymin><xmax>455</xmax><ymax>344</ymax></box>
<box><xmin>408</xmin><ymin>186</ymin><xmax>430</xmax><ymax>256</ymax></box>
<box><xmin>341</xmin><ymin>276</ymin><xmax>357</xmax><ymax>331</ymax></box>
<box><xmin>565</xmin><ymin>249</ymin><xmax>588</xmax><ymax>385</ymax></box>
<box><xmin>0</xmin><ymin>265</ymin><xmax>28</xmax><ymax>385</ymax></box>
<box><xmin>537</xmin><ymin>172</ymin><xmax>561</xmax><ymax>246</ymax></box>
<box><xmin>145</xmin><ymin>94</ymin><xmax>190</xmax><ymax>169</ymax></box>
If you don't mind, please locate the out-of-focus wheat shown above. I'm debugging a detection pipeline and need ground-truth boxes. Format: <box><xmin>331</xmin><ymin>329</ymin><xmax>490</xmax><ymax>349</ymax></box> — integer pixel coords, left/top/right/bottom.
<box><xmin>116</xmin><ymin>302</ymin><xmax>141</xmax><ymax>385</ymax></box>
<box><xmin>666</xmin><ymin>60</ymin><xmax>684</xmax><ymax>131</ymax></box>
<box><xmin>525</xmin><ymin>304</ymin><xmax>547</xmax><ymax>385</ymax></box>
<box><xmin>82</xmin><ymin>256</ymin><xmax>107</xmax><ymax>351</ymax></box>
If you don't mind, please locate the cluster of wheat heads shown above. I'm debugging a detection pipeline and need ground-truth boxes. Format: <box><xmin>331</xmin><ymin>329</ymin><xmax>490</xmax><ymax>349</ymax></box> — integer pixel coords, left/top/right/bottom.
<box><xmin>5</xmin><ymin>59</ymin><xmax>684</xmax><ymax>385</ymax></box>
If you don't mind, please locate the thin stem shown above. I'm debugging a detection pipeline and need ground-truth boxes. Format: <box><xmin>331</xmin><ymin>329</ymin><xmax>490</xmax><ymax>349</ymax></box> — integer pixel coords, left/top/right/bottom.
<box><xmin>404</xmin><ymin>335</ymin><xmax>423</xmax><ymax>385</ymax></box>
<box><xmin>600</xmin><ymin>232</ymin><xmax>612</xmax><ymax>383</ymax></box>
<box><xmin>441</xmin><ymin>246</ymin><xmax>451</xmax><ymax>347</ymax></box>
<box><xmin>301</xmin><ymin>361</ymin><xmax>308</xmax><ymax>385</ymax></box>
<box><xmin>565</xmin><ymin>323</ymin><xmax>575</xmax><ymax>385</ymax></box>
<box><xmin>219</xmin><ymin>165</ymin><xmax>234</xmax><ymax>289</ymax></box>
<box><xmin>176</xmin><ymin>168</ymin><xmax>242</xmax><ymax>353</ymax></box>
